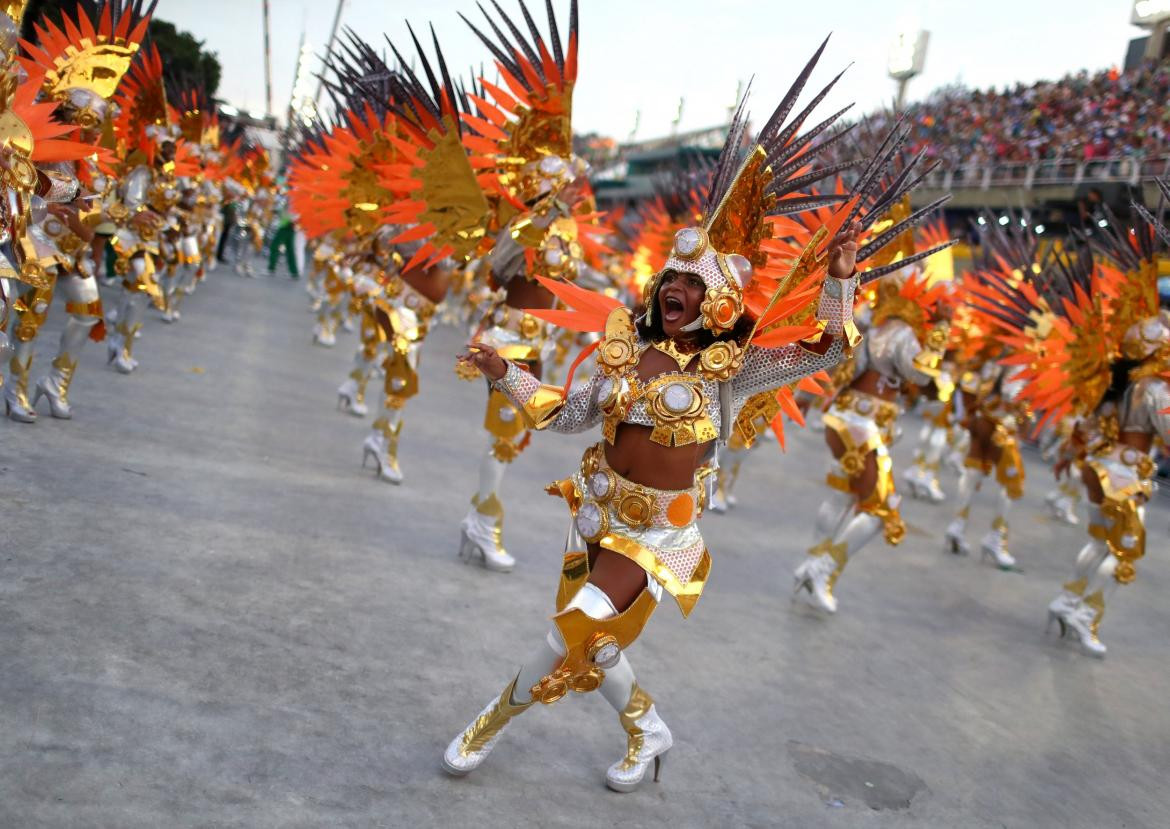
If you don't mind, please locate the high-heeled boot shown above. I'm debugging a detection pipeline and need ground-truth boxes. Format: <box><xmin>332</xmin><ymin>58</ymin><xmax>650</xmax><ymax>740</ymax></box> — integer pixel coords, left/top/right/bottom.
<box><xmin>337</xmin><ymin>361</ymin><xmax>373</xmax><ymax>416</ymax></box>
<box><xmin>596</xmin><ymin>651</ymin><xmax>672</xmax><ymax>792</ymax></box>
<box><xmin>459</xmin><ymin>446</ymin><xmax>515</xmax><ymax>571</ymax></box>
<box><xmin>1047</xmin><ymin>506</ymin><xmax>1104</xmax><ymax>626</ymax></box>
<box><xmin>34</xmin><ymin>315</ymin><xmax>97</xmax><ymax>419</ymax></box>
<box><xmin>792</xmin><ymin>489</ymin><xmax>854</xmax><ymax>612</ymax></box>
<box><xmin>795</xmin><ymin>508</ymin><xmax>884</xmax><ymax>613</ymax></box>
<box><xmin>979</xmin><ymin>487</ymin><xmax>1016</xmax><ymax>569</ymax></box>
<box><xmin>1048</xmin><ymin>479</ymin><xmax>1081</xmax><ymax>525</ymax></box>
<box><xmin>1060</xmin><ymin>554</ymin><xmax>1117</xmax><ymax>660</ymax></box>
<box><xmin>362</xmin><ymin>412</ymin><xmax>404</xmax><ymax>484</ymax></box>
<box><xmin>1053</xmin><ymin>505</ymin><xmax>1127</xmax><ymax>658</ymax></box>
<box><xmin>312</xmin><ymin>302</ymin><xmax>339</xmax><ymax>346</ymax></box>
<box><xmin>5</xmin><ymin>347</ymin><xmax>37</xmax><ymax>422</ymax></box>
<box><xmin>944</xmin><ymin>467</ymin><xmax>983</xmax><ymax>554</ymax></box>
<box><xmin>108</xmin><ymin>292</ymin><xmax>145</xmax><ymax>374</ymax></box>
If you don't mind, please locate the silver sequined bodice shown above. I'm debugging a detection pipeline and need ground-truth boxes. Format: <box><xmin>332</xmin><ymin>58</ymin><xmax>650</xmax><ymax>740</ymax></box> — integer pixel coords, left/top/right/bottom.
<box><xmin>495</xmin><ymin>275</ymin><xmax>858</xmax><ymax>442</ymax></box>
<box><xmin>1119</xmin><ymin>377</ymin><xmax>1170</xmax><ymax>439</ymax></box>
<box><xmin>854</xmin><ymin>318</ymin><xmax>931</xmax><ymax>390</ymax></box>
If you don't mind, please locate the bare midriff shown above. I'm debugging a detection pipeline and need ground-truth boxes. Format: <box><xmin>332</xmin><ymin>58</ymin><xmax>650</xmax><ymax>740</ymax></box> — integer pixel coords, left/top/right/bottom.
<box><xmin>850</xmin><ymin>369</ymin><xmax>901</xmax><ymax>402</ymax></box>
<box><xmin>1119</xmin><ymin>429</ymin><xmax>1153</xmax><ymax>453</ymax></box>
<box><xmin>402</xmin><ymin>262</ymin><xmax>451</xmax><ymax>305</ymax></box>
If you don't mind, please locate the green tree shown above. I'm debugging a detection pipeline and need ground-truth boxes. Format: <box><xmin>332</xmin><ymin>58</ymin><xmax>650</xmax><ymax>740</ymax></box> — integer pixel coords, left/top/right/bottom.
<box><xmin>147</xmin><ymin>19</ymin><xmax>221</xmax><ymax>97</ymax></box>
<box><xmin>19</xmin><ymin>2</ymin><xmax>221</xmax><ymax>97</ymax></box>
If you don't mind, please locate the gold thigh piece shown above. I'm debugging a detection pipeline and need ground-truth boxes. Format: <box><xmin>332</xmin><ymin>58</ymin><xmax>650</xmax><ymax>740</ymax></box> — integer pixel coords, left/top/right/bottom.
<box><xmin>994</xmin><ymin>430</ymin><xmax>1025</xmax><ymax>498</ymax></box>
<box><xmin>530</xmin><ymin>589</ymin><xmax>657</xmax><ymax>705</ymax></box>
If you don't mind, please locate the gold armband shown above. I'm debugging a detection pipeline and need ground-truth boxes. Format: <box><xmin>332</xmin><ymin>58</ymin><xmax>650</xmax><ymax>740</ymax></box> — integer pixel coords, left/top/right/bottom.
<box><xmin>913</xmin><ymin>322</ymin><xmax>954</xmax><ymax>402</ymax></box>
<box><xmin>517</xmin><ymin>383</ymin><xmax>566</xmax><ymax>430</ymax></box>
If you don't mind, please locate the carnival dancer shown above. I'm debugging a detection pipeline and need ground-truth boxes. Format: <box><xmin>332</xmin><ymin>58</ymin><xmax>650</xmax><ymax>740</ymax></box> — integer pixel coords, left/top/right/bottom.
<box><xmin>3</xmin><ymin>0</ymin><xmax>151</xmax><ymax>417</ymax></box>
<box><xmin>413</xmin><ymin>3</ymin><xmax>944</xmax><ymax>789</ymax></box>
<box><xmin>790</xmin><ymin>192</ymin><xmax>955</xmax><ymax>613</ymax></box>
<box><xmin>102</xmin><ymin>44</ymin><xmax>201</xmax><ymax>374</ymax></box>
<box><xmin>942</xmin><ymin>222</ymin><xmax>1040</xmax><ymax>570</ymax></box>
<box><xmin>791</xmin><ymin>263</ymin><xmax>953</xmax><ymax>612</ymax></box>
<box><xmin>0</xmin><ymin>3</ymin><xmax>96</xmax><ymax>418</ymax></box>
<box><xmin>373</xmin><ymin>11</ymin><xmax>613</xmax><ymax>572</ymax></box>
<box><xmin>975</xmin><ymin>189</ymin><xmax>1170</xmax><ymax>657</ymax></box>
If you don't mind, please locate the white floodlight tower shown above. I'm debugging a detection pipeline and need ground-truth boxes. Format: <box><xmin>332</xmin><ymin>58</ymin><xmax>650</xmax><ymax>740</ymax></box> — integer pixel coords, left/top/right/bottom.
<box><xmin>887</xmin><ymin>30</ymin><xmax>929</xmax><ymax>111</ymax></box>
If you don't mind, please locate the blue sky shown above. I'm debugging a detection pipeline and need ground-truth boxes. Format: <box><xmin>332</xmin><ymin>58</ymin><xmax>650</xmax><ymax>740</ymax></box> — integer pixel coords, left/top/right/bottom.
<box><xmin>163</xmin><ymin>0</ymin><xmax>1144</xmax><ymax>138</ymax></box>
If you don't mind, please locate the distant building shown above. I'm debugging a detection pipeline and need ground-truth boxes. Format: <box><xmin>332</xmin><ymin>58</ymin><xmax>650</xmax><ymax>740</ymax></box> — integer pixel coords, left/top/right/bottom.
<box><xmin>589</xmin><ymin>124</ymin><xmax>730</xmax><ymax>208</ymax></box>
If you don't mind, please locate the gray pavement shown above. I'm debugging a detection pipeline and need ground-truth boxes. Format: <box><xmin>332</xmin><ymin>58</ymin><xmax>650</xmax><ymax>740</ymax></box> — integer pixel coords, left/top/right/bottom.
<box><xmin>1</xmin><ymin>257</ymin><xmax>1168</xmax><ymax>828</ymax></box>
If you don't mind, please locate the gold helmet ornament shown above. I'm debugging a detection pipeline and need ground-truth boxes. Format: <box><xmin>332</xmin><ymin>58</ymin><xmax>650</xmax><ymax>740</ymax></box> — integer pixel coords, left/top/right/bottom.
<box><xmin>643</xmin><ymin>225</ymin><xmax>753</xmax><ymax>336</ymax></box>
<box><xmin>18</xmin><ymin>0</ymin><xmax>153</xmax><ymax>128</ymax></box>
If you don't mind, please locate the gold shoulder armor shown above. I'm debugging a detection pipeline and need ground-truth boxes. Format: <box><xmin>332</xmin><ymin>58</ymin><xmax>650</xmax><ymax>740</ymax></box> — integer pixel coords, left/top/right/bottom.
<box><xmin>598</xmin><ymin>307</ymin><xmax>638</xmax><ymax>376</ymax></box>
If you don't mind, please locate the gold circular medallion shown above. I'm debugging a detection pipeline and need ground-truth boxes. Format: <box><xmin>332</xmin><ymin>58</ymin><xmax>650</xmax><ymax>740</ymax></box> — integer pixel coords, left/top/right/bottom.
<box><xmin>699</xmin><ymin>340</ymin><xmax>742</xmax><ymax>380</ymax></box>
<box><xmin>519</xmin><ymin>314</ymin><xmax>542</xmax><ymax>340</ymax></box>
<box><xmin>617</xmin><ymin>490</ymin><xmax>654</xmax><ymax>527</ymax></box>
<box><xmin>586</xmin><ymin>634</ymin><xmax>621</xmax><ymax>670</ymax></box>
<box><xmin>5</xmin><ymin>156</ymin><xmax>37</xmax><ymax>191</ymax></box>
<box><xmin>601</xmin><ymin>337</ymin><xmax>634</xmax><ymax>370</ymax></box>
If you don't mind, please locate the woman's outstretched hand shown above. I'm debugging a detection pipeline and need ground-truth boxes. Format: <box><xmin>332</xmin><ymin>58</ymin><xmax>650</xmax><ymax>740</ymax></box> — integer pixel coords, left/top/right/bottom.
<box><xmin>458</xmin><ymin>341</ymin><xmax>508</xmax><ymax>381</ymax></box>
<box><xmin>827</xmin><ymin>220</ymin><xmax>862</xmax><ymax>280</ymax></box>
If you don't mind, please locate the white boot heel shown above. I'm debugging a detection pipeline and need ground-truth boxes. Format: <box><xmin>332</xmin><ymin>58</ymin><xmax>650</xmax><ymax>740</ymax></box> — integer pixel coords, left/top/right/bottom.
<box><xmin>944</xmin><ymin>519</ymin><xmax>969</xmax><ymax>555</ymax></box>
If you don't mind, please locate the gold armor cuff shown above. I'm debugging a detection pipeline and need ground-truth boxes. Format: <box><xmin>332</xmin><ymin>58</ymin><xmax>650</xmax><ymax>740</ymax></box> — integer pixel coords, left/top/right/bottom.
<box><xmin>994</xmin><ymin>433</ymin><xmax>1025</xmax><ymax>499</ymax></box>
<box><xmin>518</xmin><ymin>384</ymin><xmax>567</xmax><ymax>430</ymax></box>
<box><xmin>530</xmin><ymin>589</ymin><xmax>658</xmax><ymax>705</ymax></box>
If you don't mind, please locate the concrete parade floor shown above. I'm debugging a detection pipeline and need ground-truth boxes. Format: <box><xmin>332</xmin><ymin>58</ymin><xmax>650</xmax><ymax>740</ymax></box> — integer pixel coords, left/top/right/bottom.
<box><xmin>1</xmin><ymin>256</ymin><xmax>1168</xmax><ymax>829</ymax></box>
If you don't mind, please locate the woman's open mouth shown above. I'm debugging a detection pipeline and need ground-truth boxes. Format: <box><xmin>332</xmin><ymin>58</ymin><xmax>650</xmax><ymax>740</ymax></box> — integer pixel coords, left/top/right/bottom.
<box><xmin>661</xmin><ymin>293</ymin><xmax>685</xmax><ymax>323</ymax></box>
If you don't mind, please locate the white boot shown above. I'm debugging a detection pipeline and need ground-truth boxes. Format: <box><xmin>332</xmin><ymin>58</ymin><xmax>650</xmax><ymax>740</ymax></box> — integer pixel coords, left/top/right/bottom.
<box><xmin>921</xmin><ymin>474</ymin><xmax>946</xmax><ymax>503</ymax></box>
<box><xmin>108</xmin><ymin>293</ymin><xmax>145</xmax><ymax>374</ymax></box>
<box><xmin>337</xmin><ymin>374</ymin><xmax>369</xmax><ymax>416</ymax></box>
<box><xmin>312</xmin><ymin>321</ymin><xmax>336</xmax><ymax>347</ymax></box>
<box><xmin>33</xmin><ymin>315</ymin><xmax>96</xmax><ymax>419</ymax></box>
<box><xmin>362</xmin><ymin>416</ymin><xmax>404</xmax><ymax>484</ymax></box>
<box><xmin>794</xmin><ymin>510</ymin><xmax>883</xmax><ymax>614</ymax></box>
<box><xmin>459</xmin><ymin>502</ymin><xmax>515</xmax><ymax>572</ymax></box>
<box><xmin>5</xmin><ymin>347</ymin><xmax>37</xmax><ymax>422</ymax></box>
<box><xmin>1059</xmin><ymin>599</ymin><xmax>1107</xmax><ymax>658</ymax></box>
<box><xmin>944</xmin><ymin>518</ymin><xmax>969</xmax><ymax>555</ymax></box>
<box><xmin>442</xmin><ymin>676</ymin><xmax>532</xmax><ymax>776</ymax></box>
<box><xmin>902</xmin><ymin>462</ymin><xmax>929</xmax><ymax>500</ymax></box>
<box><xmin>459</xmin><ymin>448</ymin><xmax>515</xmax><ymax>571</ymax></box>
<box><xmin>606</xmin><ymin>703</ymin><xmax>673</xmax><ymax>793</ymax></box>
<box><xmin>1050</xmin><ymin>494</ymin><xmax>1079</xmax><ymax>526</ymax></box>
<box><xmin>980</xmin><ymin>491</ymin><xmax>1017</xmax><ymax>570</ymax></box>
<box><xmin>904</xmin><ymin>462</ymin><xmax>945</xmax><ymax>502</ymax></box>
<box><xmin>945</xmin><ymin>468</ymin><xmax>980</xmax><ymax>554</ymax></box>
<box><xmin>979</xmin><ymin>527</ymin><xmax>1017</xmax><ymax>570</ymax></box>
<box><xmin>793</xmin><ymin>551</ymin><xmax>839</xmax><ymax>613</ymax></box>
<box><xmin>1046</xmin><ymin>586</ymin><xmax>1082</xmax><ymax>634</ymax></box>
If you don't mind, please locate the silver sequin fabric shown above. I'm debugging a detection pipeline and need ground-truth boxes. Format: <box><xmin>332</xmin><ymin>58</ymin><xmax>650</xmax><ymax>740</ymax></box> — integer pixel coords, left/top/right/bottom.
<box><xmin>495</xmin><ymin>277</ymin><xmax>858</xmax><ymax>438</ymax></box>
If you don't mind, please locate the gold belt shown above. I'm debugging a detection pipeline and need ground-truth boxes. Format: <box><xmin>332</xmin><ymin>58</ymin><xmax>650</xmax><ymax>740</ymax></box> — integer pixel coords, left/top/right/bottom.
<box><xmin>835</xmin><ymin>389</ymin><xmax>900</xmax><ymax>429</ymax></box>
<box><xmin>576</xmin><ymin>444</ymin><xmax>700</xmax><ymax>542</ymax></box>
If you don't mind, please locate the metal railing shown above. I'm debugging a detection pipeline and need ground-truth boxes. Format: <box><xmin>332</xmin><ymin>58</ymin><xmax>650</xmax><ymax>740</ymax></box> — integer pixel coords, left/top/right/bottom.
<box><xmin>921</xmin><ymin>156</ymin><xmax>1170</xmax><ymax>191</ymax></box>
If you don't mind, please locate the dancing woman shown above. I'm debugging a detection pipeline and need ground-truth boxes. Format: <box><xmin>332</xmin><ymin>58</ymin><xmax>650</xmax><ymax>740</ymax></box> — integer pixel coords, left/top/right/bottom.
<box><xmin>432</xmin><ymin>24</ymin><xmax>946</xmax><ymax>790</ymax></box>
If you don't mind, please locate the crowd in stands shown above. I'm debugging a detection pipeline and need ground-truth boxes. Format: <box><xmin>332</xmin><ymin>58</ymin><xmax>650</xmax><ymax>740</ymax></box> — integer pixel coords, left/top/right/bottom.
<box><xmin>842</xmin><ymin>61</ymin><xmax>1170</xmax><ymax>169</ymax></box>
